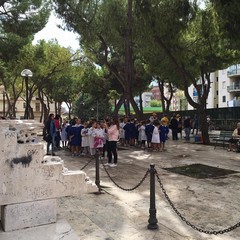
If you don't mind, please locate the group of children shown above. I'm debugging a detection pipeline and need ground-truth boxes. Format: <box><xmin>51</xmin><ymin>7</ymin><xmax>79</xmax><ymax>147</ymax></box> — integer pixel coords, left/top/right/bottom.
<box><xmin>62</xmin><ymin>118</ymin><xmax>106</xmax><ymax>157</ymax></box>
<box><xmin>58</xmin><ymin>115</ymin><xmax>169</xmax><ymax>157</ymax></box>
<box><xmin>119</xmin><ymin>117</ymin><xmax>169</xmax><ymax>152</ymax></box>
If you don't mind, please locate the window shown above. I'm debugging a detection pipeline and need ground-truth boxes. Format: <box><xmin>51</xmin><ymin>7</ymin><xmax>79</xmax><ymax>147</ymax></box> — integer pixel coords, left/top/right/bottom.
<box><xmin>35</xmin><ymin>103</ymin><xmax>40</xmax><ymax>112</ymax></box>
<box><xmin>23</xmin><ymin>102</ymin><xmax>26</xmax><ymax>109</ymax></box>
<box><xmin>222</xmin><ymin>96</ymin><xmax>226</xmax><ymax>102</ymax></box>
<box><xmin>216</xmin><ymin>77</ymin><xmax>218</xmax><ymax>82</ymax></box>
<box><xmin>222</xmin><ymin>81</ymin><xmax>226</xmax><ymax>89</ymax></box>
<box><xmin>216</xmin><ymin>90</ymin><xmax>218</xmax><ymax>95</ymax></box>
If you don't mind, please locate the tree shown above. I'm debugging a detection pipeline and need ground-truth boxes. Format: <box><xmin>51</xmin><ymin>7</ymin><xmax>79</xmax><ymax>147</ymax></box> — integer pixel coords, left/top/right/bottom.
<box><xmin>53</xmin><ymin>0</ymin><xmax>152</xmax><ymax>119</ymax></box>
<box><xmin>11</xmin><ymin>40</ymin><xmax>82</xmax><ymax>121</ymax></box>
<box><xmin>210</xmin><ymin>0</ymin><xmax>240</xmax><ymax>50</ymax></box>
<box><xmin>0</xmin><ymin>0</ymin><xmax>51</xmax><ymax>118</ymax></box>
<box><xmin>136</xmin><ymin>0</ymin><xmax>239</xmax><ymax>144</ymax></box>
<box><xmin>0</xmin><ymin>0</ymin><xmax>51</xmax><ymax>61</ymax></box>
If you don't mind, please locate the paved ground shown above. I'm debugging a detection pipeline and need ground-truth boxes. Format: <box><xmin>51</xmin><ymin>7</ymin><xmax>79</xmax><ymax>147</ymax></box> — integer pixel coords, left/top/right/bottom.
<box><xmin>54</xmin><ymin>134</ymin><xmax>240</xmax><ymax>240</ymax></box>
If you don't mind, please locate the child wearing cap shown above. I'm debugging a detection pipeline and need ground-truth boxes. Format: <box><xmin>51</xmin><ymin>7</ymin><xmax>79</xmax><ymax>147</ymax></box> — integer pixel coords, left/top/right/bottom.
<box><xmin>160</xmin><ymin>118</ymin><xmax>169</xmax><ymax>151</ymax></box>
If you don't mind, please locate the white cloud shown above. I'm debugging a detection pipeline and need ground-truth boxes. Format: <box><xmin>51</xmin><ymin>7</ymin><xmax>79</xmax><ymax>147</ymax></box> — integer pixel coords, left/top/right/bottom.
<box><xmin>33</xmin><ymin>13</ymin><xmax>80</xmax><ymax>50</ymax></box>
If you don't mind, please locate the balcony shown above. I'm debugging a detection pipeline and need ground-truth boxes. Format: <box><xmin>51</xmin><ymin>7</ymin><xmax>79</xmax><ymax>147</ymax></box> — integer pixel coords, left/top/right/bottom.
<box><xmin>227</xmin><ymin>66</ymin><xmax>240</xmax><ymax>77</ymax></box>
<box><xmin>228</xmin><ymin>99</ymin><xmax>240</xmax><ymax>107</ymax></box>
<box><xmin>227</xmin><ymin>84</ymin><xmax>240</xmax><ymax>92</ymax></box>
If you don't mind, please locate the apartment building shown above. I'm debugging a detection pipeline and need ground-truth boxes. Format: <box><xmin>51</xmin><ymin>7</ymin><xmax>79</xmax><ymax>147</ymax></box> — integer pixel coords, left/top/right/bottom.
<box><xmin>187</xmin><ymin>65</ymin><xmax>240</xmax><ymax>110</ymax></box>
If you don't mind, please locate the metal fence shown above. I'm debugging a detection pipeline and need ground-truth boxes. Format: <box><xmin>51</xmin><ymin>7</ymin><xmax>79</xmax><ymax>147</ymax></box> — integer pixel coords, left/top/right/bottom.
<box><xmin>144</xmin><ymin>107</ymin><xmax>240</xmax><ymax>131</ymax></box>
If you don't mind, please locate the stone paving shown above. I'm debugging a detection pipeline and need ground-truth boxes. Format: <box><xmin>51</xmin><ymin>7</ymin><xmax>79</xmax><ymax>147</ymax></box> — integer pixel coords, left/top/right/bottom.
<box><xmin>54</xmin><ymin>136</ymin><xmax>240</xmax><ymax>240</ymax></box>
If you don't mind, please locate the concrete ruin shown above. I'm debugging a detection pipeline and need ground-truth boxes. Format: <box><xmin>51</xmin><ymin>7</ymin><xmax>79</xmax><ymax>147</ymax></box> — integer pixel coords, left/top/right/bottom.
<box><xmin>0</xmin><ymin>120</ymin><xmax>97</xmax><ymax>233</ymax></box>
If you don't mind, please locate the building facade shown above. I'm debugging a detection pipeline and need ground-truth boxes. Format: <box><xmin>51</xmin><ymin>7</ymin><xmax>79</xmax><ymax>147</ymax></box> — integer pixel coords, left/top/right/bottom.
<box><xmin>187</xmin><ymin>65</ymin><xmax>240</xmax><ymax>110</ymax></box>
<box><xmin>0</xmin><ymin>85</ymin><xmax>55</xmax><ymax>121</ymax></box>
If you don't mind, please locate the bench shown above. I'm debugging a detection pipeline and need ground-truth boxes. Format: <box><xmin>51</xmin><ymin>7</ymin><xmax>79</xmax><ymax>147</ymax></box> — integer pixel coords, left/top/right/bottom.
<box><xmin>212</xmin><ymin>131</ymin><xmax>233</xmax><ymax>149</ymax></box>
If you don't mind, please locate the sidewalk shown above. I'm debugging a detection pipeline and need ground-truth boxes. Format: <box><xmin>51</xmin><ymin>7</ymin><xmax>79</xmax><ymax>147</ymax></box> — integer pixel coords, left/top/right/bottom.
<box><xmin>55</xmin><ymin>138</ymin><xmax>240</xmax><ymax>240</ymax></box>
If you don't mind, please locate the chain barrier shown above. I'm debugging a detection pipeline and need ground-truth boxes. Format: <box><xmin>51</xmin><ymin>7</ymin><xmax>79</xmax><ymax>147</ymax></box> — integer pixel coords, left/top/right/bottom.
<box><xmin>155</xmin><ymin>169</ymin><xmax>240</xmax><ymax>235</ymax></box>
<box><xmin>101</xmin><ymin>159</ymin><xmax>149</xmax><ymax>191</ymax></box>
<box><xmin>80</xmin><ymin>158</ymin><xmax>93</xmax><ymax>170</ymax></box>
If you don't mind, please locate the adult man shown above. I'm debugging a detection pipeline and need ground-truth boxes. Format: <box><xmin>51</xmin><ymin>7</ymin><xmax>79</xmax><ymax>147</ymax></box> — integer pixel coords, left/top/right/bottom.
<box><xmin>149</xmin><ymin>112</ymin><xmax>158</xmax><ymax>124</ymax></box>
<box><xmin>45</xmin><ymin>113</ymin><xmax>56</xmax><ymax>156</ymax></box>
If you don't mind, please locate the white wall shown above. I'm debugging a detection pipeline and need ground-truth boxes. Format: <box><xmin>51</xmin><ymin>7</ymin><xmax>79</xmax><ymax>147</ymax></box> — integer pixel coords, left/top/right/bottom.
<box><xmin>217</xmin><ymin>69</ymin><xmax>229</xmax><ymax>108</ymax></box>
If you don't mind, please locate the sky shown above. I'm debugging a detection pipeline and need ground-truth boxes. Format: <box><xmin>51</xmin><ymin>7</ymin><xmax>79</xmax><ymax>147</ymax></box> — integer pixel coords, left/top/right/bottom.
<box><xmin>33</xmin><ymin>13</ymin><xmax>80</xmax><ymax>50</ymax></box>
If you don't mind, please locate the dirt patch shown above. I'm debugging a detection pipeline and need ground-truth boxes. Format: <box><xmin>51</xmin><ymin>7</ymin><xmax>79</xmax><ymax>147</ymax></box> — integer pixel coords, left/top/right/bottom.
<box><xmin>163</xmin><ymin>164</ymin><xmax>239</xmax><ymax>179</ymax></box>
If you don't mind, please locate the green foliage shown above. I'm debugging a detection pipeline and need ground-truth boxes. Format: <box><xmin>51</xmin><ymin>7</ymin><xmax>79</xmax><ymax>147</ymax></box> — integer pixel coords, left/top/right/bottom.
<box><xmin>74</xmin><ymin>94</ymin><xmax>112</xmax><ymax>121</ymax></box>
<box><xmin>0</xmin><ymin>0</ymin><xmax>51</xmax><ymax>61</ymax></box>
<box><xmin>150</xmin><ymin>100</ymin><xmax>161</xmax><ymax>107</ymax></box>
<box><xmin>210</xmin><ymin>0</ymin><xmax>240</xmax><ymax>50</ymax></box>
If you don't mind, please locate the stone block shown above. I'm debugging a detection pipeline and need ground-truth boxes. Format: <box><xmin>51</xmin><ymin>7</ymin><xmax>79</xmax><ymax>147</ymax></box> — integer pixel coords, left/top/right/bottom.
<box><xmin>0</xmin><ymin>219</ymin><xmax>80</xmax><ymax>240</ymax></box>
<box><xmin>1</xmin><ymin>199</ymin><xmax>56</xmax><ymax>231</ymax></box>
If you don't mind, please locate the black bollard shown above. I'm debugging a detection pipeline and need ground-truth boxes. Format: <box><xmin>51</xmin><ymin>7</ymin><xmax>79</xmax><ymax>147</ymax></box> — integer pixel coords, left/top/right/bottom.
<box><xmin>148</xmin><ymin>163</ymin><xmax>158</xmax><ymax>230</ymax></box>
<box><xmin>95</xmin><ymin>150</ymin><xmax>101</xmax><ymax>193</ymax></box>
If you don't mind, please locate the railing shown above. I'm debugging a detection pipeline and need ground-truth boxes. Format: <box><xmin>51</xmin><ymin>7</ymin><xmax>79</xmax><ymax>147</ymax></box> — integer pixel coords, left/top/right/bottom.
<box><xmin>227</xmin><ymin>84</ymin><xmax>240</xmax><ymax>92</ymax></box>
<box><xmin>228</xmin><ymin>99</ymin><xmax>240</xmax><ymax>107</ymax></box>
<box><xmin>227</xmin><ymin>68</ymin><xmax>240</xmax><ymax>77</ymax></box>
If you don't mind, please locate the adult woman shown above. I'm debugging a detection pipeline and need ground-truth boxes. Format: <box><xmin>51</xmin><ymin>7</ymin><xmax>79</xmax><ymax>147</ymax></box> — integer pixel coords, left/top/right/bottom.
<box><xmin>105</xmin><ymin>118</ymin><xmax>119</xmax><ymax>167</ymax></box>
<box><xmin>228</xmin><ymin>122</ymin><xmax>240</xmax><ymax>151</ymax></box>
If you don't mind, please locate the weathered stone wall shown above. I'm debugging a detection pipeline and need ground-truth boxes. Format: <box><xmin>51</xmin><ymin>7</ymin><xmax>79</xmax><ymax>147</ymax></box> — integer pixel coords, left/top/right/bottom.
<box><xmin>0</xmin><ymin>120</ymin><xmax>97</xmax><ymax>231</ymax></box>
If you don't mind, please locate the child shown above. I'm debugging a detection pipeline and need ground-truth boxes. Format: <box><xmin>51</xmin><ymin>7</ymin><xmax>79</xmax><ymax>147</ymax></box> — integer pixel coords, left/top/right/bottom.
<box><xmin>81</xmin><ymin>122</ymin><xmax>90</xmax><ymax>156</ymax></box>
<box><xmin>138</xmin><ymin>120</ymin><xmax>147</xmax><ymax>149</ymax></box>
<box><xmin>88</xmin><ymin>121</ymin><xmax>96</xmax><ymax>157</ymax></box>
<box><xmin>151</xmin><ymin>120</ymin><xmax>160</xmax><ymax>151</ymax></box>
<box><xmin>61</xmin><ymin>119</ymin><xmax>69</xmax><ymax>148</ymax></box>
<box><xmin>92</xmin><ymin>122</ymin><xmax>104</xmax><ymax>156</ymax></box>
<box><xmin>159</xmin><ymin>118</ymin><xmax>169</xmax><ymax>152</ymax></box>
<box><xmin>145</xmin><ymin>119</ymin><xmax>154</xmax><ymax>149</ymax></box>
<box><xmin>119</xmin><ymin>118</ymin><xmax>126</xmax><ymax>146</ymax></box>
<box><xmin>101</xmin><ymin>121</ymin><xmax>108</xmax><ymax>159</ymax></box>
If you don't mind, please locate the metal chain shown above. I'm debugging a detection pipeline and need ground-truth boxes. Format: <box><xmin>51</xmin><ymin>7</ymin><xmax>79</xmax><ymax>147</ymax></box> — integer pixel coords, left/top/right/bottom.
<box><xmin>80</xmin><ymin>158</ymin><xmax>93</xmax><ymax>170</ymax></box>
<box><xmin>101</xmin><ymin>159</ymin><xmax>149</xmax><ymax>191</ymax></box>
<box><xmin>155</xmin><ymin>169</ymin><xmax>240</xmax><ymax>235</ymax></box>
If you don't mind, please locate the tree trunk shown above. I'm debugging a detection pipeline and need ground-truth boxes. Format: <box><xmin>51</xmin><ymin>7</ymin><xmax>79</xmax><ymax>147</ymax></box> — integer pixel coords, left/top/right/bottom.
<box><xmin>154</xmin><ymin>35</ymin><xmax>211</xmax><ymax>144</ymax></box>
<box><xmin>197</xmin><ymin>106</ymin><xmax>210</xmax><ymax>144</ymax></box>
<box><xmin>139</xmin><ymin>91</ymin><xmax>143</xmax><ymax>116</ymax></box>
<box><xmin>157</xmin><ymin>79</ymin><xmax>166</xmax><ymax>113</ymax></box>
<box><xmin>112</xmin><ymin>94</ymin><xmax>125</xmax><ymax>116</ymax></box>
<box><xmin>129</xmin><ymin>94</ymin><xmax>142</xmax><ymax>119</ymax></box>
<box><xmin>124</xmin><ymin>99</ymin><xmax>130</xmax><ymax>117</ymax></box>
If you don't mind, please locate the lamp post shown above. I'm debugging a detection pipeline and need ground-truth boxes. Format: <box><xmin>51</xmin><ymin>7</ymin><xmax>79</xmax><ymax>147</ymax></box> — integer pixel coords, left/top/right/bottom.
<box><xmin>2</xmin><ymin>91</ymin><xmax>6</xmax><ymax>117</ymax></box>
<box><xmin>21</xmin><ymin>69</ymin><xmax>33</xmax><ymax>119</ymax></box>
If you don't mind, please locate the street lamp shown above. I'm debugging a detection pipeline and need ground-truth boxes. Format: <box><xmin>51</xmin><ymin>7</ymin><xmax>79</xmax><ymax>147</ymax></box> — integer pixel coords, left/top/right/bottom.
<box><xmin>21</xmin><ymin>69</ymin><xmax>33</xmax><ymax>119</ymax></box>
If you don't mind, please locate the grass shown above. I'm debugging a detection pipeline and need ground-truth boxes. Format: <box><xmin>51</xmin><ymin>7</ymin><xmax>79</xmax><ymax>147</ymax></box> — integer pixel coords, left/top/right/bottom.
<box><xmin>117</xmin><ymin>106</ymin><xmax>163</xmax><ymax>115</ymax></box>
